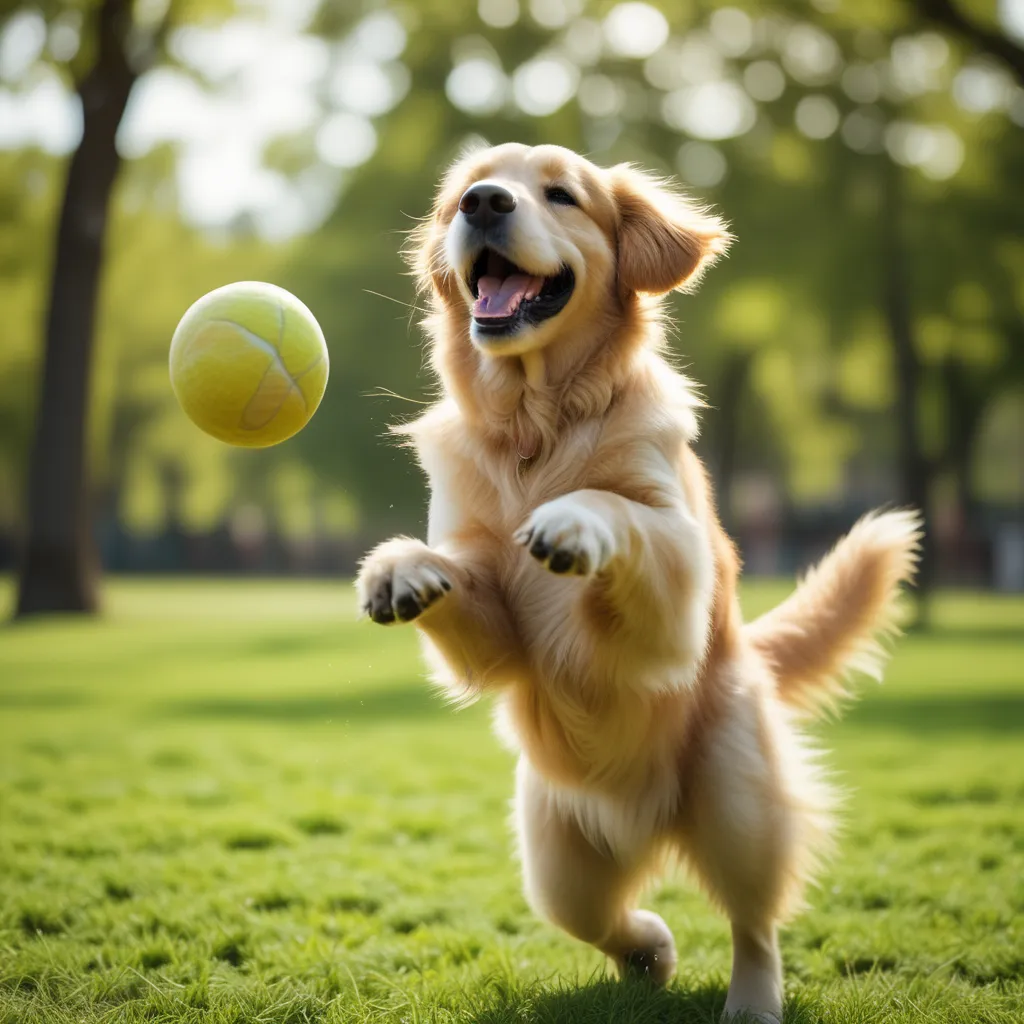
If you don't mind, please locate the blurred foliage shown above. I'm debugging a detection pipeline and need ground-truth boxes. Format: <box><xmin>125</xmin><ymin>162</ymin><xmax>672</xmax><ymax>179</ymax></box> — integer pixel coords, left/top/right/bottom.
<box><xmin>0</xmin><ymin>0</ymin><xmax>1021</xmax><ymax>546</ymax></box>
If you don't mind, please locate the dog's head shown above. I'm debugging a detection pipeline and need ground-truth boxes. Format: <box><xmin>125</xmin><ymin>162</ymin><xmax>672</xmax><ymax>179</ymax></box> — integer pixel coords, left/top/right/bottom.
<box><xmin>411</xmin><ymin>143</ymin><xmax>731</xmax><ymax>357</ymax></box>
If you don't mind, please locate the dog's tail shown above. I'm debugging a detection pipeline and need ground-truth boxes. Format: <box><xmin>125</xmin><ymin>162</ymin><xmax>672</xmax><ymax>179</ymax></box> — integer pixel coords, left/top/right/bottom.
<box><xmin>745</xmin><ymin>510</ymin><xmax>922</xmax><ymax>716</ymax></box>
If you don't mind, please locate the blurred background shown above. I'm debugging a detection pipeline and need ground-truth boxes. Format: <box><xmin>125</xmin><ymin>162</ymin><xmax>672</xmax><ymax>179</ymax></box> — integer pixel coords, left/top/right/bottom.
<box><xmin>1</xmin><ymin>0</ymin><xmax>1023</xmax><ymax>619</ymax></box>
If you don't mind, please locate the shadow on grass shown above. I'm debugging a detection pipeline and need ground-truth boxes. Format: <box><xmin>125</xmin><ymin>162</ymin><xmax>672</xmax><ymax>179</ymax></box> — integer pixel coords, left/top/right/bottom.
<box><xmin>167</xmin><ymin>685</ymin><xmax>444</xmax><ymax>722</ymax></box>
<box><xmin>466</xmin><ymin>974</ymin><xmax>846</xmax><ymax>1024</ymax></box>
<box><xmin>847</xmin><ymin>693</ymin><xmax>1024</xmax><ymax>734</ymax></box>
<box><xmin>466</xmin><ymin>976</ymin><xmax>731</xmax><ymax>1024</ymax></box>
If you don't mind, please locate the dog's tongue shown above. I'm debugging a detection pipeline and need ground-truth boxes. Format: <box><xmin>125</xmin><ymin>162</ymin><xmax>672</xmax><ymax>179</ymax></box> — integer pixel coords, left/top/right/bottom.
<box><xmin>474</xmin><ymin>273</ymin><xmax>544</xmax><ymax>319</ymax></box>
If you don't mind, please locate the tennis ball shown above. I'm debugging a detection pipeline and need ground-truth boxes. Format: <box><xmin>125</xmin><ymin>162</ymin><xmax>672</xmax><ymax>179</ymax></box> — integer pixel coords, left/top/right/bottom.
<box><xmin>169</xmin><ymin>282</ymin><xmax>329</xmax><ymax>448</ymax></box>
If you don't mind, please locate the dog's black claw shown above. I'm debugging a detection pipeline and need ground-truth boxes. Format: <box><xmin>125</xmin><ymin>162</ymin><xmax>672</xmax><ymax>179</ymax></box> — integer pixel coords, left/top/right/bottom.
<box><xmin>548</xmin><ymin>549</ymin><xmax>575</xmax><ymax>574</ymax></box>
<box><xmin>369</xmin><ymin>579</ymin><xmax>395</xmax><ymax>624</ymax></box>
<box><xmin>440</xmin><ymin>577</ymin><xmax>452</xmax><ymax>592</ymax></box>
<box><xmin>393</xmin><ymin>590</ymin><xmax>423</xmax><ymax>622</ymax></box>
<box><xmin>623</xmin><ymin>949</ymin><xmax>658</xmax><ymax>979</ymax></box>
<box><xmin>530</xmin><ymin>536</ymin><xmax>552</xmax><ymax>561</ymax></box>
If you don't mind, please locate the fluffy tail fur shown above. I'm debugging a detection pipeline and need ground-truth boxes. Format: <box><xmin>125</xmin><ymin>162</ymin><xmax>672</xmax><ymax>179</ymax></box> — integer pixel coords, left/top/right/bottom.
<box><xmin>745</xmin><ymin>510</ymin><xmax>923</xmax><ymax>716</ymax></box>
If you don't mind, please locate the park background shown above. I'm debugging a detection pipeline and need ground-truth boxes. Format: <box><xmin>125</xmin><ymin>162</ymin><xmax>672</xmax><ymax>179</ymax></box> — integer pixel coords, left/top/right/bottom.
<box><xmin>1</xmin><ymin>0</ymin><xmax>1023</xmax><ymax>604</ymax></box>
<box><xmin>0</xmin><ymin>1</ymin><xmax>1022</xmax><ymax>1023</ymax></box>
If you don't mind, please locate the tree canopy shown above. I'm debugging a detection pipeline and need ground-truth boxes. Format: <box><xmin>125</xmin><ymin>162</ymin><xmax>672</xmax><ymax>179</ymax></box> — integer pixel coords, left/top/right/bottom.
<box><xmin>0</xmin><ymin>0</ymin><xmax>1020</xmax><ymax>584</ymax></box>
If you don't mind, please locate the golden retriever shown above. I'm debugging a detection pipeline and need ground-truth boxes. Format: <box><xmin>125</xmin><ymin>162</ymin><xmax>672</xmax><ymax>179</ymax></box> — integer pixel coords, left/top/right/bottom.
<box><xmin>356</xmin><ymin>142</ymin><xmax>920</xmax><ymax>1022</ymax></box>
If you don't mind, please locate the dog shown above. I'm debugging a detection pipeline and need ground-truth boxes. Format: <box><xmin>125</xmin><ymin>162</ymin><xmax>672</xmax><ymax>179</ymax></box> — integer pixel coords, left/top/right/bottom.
<box><xmin>356</xmin><ymin>142</ymin><xmax>920</xmax><ymax>1022</ymax></box>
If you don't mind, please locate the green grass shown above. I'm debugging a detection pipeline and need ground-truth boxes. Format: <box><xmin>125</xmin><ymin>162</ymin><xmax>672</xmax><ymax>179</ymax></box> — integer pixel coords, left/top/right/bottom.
<box><xmin>0</xmin><ymin>577</ymin><xmax>1022</xmax><ymax>1023</ymax></box>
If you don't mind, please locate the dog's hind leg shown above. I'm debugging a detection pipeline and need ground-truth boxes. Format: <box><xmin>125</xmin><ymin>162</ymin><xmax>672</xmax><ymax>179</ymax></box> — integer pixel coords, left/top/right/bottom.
<box><xmin>681</xmin><ymin>691</ymin><xmax>833</xmax><ymax>1022</ymax></box>
<box><xmin>684</xmin><ymin>766</ymin><xmax>785</xmax><ymax>1018</ymax></box>
<box><xmin>515</xmin><ymin>759</ymin><xmax>676</xmax><ymax>985</ymax></box>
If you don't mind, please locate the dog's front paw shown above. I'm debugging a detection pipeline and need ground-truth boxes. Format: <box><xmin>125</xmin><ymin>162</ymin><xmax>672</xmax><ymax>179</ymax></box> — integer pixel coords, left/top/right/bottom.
<box><xmin>356</xmin><ymin>539</ymin><xmax>452</xmax><ymax>625</ymax></box>
<box><xmin>514</xmin><ymin>497</ymin><xmax>617</xmax><ymax>576</ymax></box>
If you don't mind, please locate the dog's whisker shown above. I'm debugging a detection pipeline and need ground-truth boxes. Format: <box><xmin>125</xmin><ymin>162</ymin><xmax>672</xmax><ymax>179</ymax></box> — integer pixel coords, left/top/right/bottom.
<box><xmin>362</xmin><ymin>288</ymin><xmax>428</xmax><ymax>316</ymax></box>
<box><xmin>363</xmin><ymin>387</ymin><xmax>431</xmax><ymax>405</ymax></box>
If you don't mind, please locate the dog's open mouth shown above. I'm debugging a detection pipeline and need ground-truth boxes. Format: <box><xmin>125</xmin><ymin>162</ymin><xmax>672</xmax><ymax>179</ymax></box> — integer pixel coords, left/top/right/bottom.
<box><xmin>468</xmin><ymin>248</ymin><xmax>575</xmax><ymax>338</ymax></box>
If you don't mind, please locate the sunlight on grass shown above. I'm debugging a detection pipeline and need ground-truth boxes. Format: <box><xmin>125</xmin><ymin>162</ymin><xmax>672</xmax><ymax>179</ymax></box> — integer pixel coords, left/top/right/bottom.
<box><xmin>1</xmin><ymin>578</ymin><xmax>1022</xmax><ymax>1023</ymax></box>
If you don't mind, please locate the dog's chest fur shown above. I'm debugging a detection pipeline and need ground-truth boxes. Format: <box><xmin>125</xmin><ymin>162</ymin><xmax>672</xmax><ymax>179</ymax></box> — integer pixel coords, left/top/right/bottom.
<box><xmin>408</xmin><ymin>394</ymin><xmax>711</xmax><ymax>802</ymax></box>
<box><xmin>420</xmin><ymin>400</ymin><xmax>603</xmax><ymax>554</ymax></box>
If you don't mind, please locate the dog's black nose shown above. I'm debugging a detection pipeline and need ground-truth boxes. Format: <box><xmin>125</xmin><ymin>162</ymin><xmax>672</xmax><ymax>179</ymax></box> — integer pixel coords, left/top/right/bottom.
<box><xmin>459</xmin><ymin>182</ymin><xmax>517</xmax><ymax>229</ymax></box>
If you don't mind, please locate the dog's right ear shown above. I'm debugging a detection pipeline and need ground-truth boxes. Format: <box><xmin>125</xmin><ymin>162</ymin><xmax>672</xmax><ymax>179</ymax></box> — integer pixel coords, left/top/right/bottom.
<box><xmin>610</xmin><ymin>164</ymin><xmax>731</xmax><ymax>296</ymax></box>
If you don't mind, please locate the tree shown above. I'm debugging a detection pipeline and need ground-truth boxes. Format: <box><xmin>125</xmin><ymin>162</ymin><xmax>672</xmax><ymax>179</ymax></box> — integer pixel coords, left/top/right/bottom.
<box><xmin>14</xmin><ymin>0</ymin><xmax>166</xmax><ymax>615</ymax></box>
<box><xmin>4</xmin><ymin>0</ymin><xmax>1019</xmax><ymax>594</ymax></box>
<box><xmin>912</xmin><ymin>0</ymin><xmax>1024</xmax><ymax>86</ymax></box>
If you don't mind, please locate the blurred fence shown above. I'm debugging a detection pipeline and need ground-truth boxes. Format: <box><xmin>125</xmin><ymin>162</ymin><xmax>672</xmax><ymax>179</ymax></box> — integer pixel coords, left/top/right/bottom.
<box><xmin>2</xmin><ymin>504</ymin><xmax>1020</xmax><ymax>589</ymax></box>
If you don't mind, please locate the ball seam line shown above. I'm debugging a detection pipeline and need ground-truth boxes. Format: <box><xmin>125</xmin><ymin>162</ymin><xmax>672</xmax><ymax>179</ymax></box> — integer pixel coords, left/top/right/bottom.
<box><xmin>207</xmin><ymin>317</ymin><xmax>316</xmax><ymax>425</ymax></box>
<box><xmin>275</xmin><ymin>297</ymin><xmax>285</xmax><ymax>355</ymax></box>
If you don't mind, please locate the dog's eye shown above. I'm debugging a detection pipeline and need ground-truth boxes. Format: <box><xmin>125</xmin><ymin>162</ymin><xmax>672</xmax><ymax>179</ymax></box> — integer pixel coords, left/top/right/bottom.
<box><xmin>544</xmin><ymin>186</ymin><xmax>578</xmax><ymax>207</ymax></box>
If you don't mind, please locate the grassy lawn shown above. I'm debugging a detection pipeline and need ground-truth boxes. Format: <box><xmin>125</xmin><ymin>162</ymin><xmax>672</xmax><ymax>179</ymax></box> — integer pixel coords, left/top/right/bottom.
<box><xmin>0</xmin><ymin>577</ymin><xmax>1022</xmax><ymax>1023</ymax></box>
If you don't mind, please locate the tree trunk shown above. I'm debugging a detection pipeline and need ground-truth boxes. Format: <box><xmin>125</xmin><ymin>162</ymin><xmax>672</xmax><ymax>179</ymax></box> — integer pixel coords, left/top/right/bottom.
<box><xmin>712</xmin><ymin>350</ymin><xmax>752</xmax><ymax>534</ymax></box>
<box><xmin>941</xmin><ymin>359</ymin><xmax>979</xmax><ymax>521</ymax></box>
<box><xmin>881</xmin><ymin>161</ymin><xmax>935</xmax><ymax>613</ymax></box>
<box><xmin>16</xmin><ymin>0</ymin><xmax>136</xmax><ymax>617</ymax></box>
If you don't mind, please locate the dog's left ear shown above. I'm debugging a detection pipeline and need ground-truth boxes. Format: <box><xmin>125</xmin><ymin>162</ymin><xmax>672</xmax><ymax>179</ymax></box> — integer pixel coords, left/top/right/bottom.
<box><xmin>610</xmin><ymin>165</ymin><xmax>731</xmax><ymax>296</ymax></box>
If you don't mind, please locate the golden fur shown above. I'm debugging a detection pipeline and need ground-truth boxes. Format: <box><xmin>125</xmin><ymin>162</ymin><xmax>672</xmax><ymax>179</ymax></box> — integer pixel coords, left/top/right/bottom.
<box><xmin>357</xmin><ymin>143</ymin><xmax>921</xmax><ymax>1022</ymax></box>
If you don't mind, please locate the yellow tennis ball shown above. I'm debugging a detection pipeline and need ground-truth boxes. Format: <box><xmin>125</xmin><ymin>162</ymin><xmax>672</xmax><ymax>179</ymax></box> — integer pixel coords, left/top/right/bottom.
<box><xmin>169</xmin><ymin>282</ymin><xmax>329</xmax><ymax>447</ymax></box>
